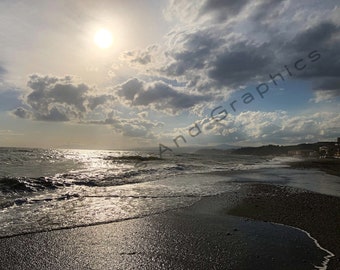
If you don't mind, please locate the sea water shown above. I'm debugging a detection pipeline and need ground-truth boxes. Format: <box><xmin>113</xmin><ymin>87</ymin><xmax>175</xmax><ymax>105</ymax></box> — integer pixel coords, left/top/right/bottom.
<box><xmin>0</xmin><ymin>147</ymin><xmax>339</xmax><ymax>238</ymax></box>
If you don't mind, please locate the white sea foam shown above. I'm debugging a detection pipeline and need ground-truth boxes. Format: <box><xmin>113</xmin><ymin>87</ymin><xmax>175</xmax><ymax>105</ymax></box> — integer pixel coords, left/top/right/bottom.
<box><xmin>273</xmin><ymin>222</ymin><xmax>335</xmax><ymax>270</ymax></box>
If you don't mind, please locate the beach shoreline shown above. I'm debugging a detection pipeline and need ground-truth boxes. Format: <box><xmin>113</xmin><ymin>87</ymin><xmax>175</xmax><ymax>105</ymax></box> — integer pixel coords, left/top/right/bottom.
<box><xmin>1</xmin><ymin>158</ymin><xmax>340</xmax><ymax>269</ymax></box>
<box><xmin>1</xmin><ymin>181</ymin><xmax>339</xmax><ymax>269</ymax></box>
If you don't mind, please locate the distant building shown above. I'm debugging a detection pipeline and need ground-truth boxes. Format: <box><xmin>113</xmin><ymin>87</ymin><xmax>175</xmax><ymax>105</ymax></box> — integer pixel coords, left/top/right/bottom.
<box><xmin>288</xmin><ymin>150</ymin><xmax>318</xmax><ymax>157</ymax></box>
<box><xmin>336</xmin><ymin>138</ymin><xmax>340</xmax><ymax>158</ymax></box>
<box><xmin>319</xmin><ymin>146</ymin><xmax>329</xmax><ymax>158</ymax></box>
<box><xmin>318</xmin><ymin>137</ymin><xmax>340</xmax><ymax>158</ymax></box>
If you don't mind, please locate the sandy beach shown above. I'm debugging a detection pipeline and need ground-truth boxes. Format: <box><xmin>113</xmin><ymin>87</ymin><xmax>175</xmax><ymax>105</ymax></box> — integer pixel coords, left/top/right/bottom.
<box><xmin>1</xmin><ymin>182</ymin><xmax>339</xmax><ymax>269</ymax></box>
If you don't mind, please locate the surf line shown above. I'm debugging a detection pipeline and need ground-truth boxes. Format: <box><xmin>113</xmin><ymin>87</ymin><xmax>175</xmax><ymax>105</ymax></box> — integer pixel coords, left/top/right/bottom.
<box><xmin>271</xmin><ymin>221</ymin><xmax>334</xmax><ymax>270</ymax></box>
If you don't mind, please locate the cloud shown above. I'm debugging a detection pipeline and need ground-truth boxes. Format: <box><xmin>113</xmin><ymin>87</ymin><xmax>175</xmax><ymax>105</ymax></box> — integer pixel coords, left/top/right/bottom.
<box><xmin>121</xmin><ymin>45</ymin><xmax>158</xmax><ymax>66</ymax></box>
<box><xmin>162</xmin><ymin>29</ymin><xmax>225</xmax><ymax>78</ymax></box>
<box><xmin>199</xmin><ymin>111</ymin><xmax>285</xmax><ymax>142</ymax></box>
<box><xmin>291</xmin><ymin>22</ymin><xmax>338</xmax><ymax>52</ymax></box>
<box><xmin>0</xmin><ymin>65</ymin><xmax>6</xmax><ymax>77</ymax></box>
<box><xmin>198</xmin><ymin>0</ymin><xmax>250</xmax><ymax>22</ymax></box>
<box><xmin>207</xmin><ymin>42</ymin><xmax>274</xmax><ymax>87</ymax></box>
<box><xmin>87</xmin><ymin>95</ymin><xmax>113</xmax><ymax>110</ymax></box>
<box><xmin>288</xmin><ymin>22</ymin><xmax>340</xmax><ymax>101</ymax></box>
<box><xmin>26</xmin><ymin>74</ymin><xmax>88</xmax><ymax>116</ymax></box>
<box><xmin>11</xmin><ymin>74</ymin><xmax>169</xmax><ymax>141</ymax></box>
<box><xmin>165</xmin><ymin>0</ymin><xmax>250</xmax><ymax>23</ymax></box>
<box><xmin>311</xmin><ymin>90</ymin><xmax>340</xmax><ymax>103</ymax></box>
<box><xmin>12</xmin><ymin>107</ymin><xmax>32</xmax><ymax>119</ymax></box>
<box><xmin>13</xmin><ymin>74</ymin><xmax>115</xmax><ymax>122</ymax></box>
<box><xmin>90</xmin><ymin>115</ymin><xmax>163</xmax><ymax>139</ymax></box>
<box><xmin>169</xmin><ymin>110</ymin><xmax>340</xmax><ymax>146</ymax></box>
<box><xmin>115</xmin><ymin>78</ymin><xmax>212</xmax><ymax>114</ymax></box>
<box><xmin>156</xmin><ymin>27</ymin><xmax>275</xmax><ymax>93</ymax></box>
<box><xmin>122</xmin><ymin>0</ymin><xmax>340</xmax><ymax>104</ymax></box>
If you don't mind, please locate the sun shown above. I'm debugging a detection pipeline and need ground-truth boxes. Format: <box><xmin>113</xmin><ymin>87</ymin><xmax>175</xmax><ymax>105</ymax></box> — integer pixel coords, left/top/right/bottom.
<box><xmin>94</xmin><ymin>29</ymin><xmax>113</xmax><ymax>49</ymax></box>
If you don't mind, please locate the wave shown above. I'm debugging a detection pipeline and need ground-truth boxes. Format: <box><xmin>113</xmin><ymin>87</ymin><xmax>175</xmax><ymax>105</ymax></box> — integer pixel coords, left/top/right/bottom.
<box><xmin>0</xmin><ymin>176</ymin><xmax>61</xmax><ymax>193</ymax></box>
<box><xmin>103</xmin><ymin>155</ymin><xmax>161</xmax><ymax>161</ymax></box>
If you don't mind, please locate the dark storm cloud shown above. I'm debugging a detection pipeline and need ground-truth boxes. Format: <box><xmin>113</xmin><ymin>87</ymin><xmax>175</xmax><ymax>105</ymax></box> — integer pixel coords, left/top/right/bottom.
<box><xmin>288</xmin><ymin>22</ymin><xmax>340</xmax><ymax>99</ymax></box>
<box><xmin>250</xmin><ymin>0</ymin><xmax>288</xmax><ymax>24</ymax></box>
<box><xmin>199</xmin><ymin>0</ymin><xmax>250</xmax><ymax>21</ymax></box>
<box><xmin>291</xmin><ymin>22</ymin><xmax>339</xmax><ymax>52</ymax></box>
<box><xmin>290</xmin><ymin>22</ymin><xmax>340</xmax><ymax>71</ymax></box>
<box><xmin>26</xmin><ymin>74</ymin><xmax>88</xmax><ymax>113</ymax></box>
<box><xmin>163</xmin><ymin>30</ymin><xmax>224</xmax><ymax>77</ymax></box>
<box><xmin>313</xmin><ymin>78</ymin><xmax>340</xmax><ymax>91</ymax></box>
<box><xmin>117</xmin><ymin>78</ymin><xmax>143</xmax><ymax>101</ymax></box>
<box><xmin>311</xmin><ymin>77</ymin><xmax>340</xmax><ymax>102</ymax></box>
<box><xmin>134</xmin><ymin>81</ymin><xmax>210</xmax><ymax>109</ymax></box>
<box><xmin>116</xmin><ymin>78</ymin><xmax>212</xmax><ymax>113</ymax></box>
<box><xmin>157</xmin><ymin>1</ymin><xmax>340</xmax><ymax>102</ymax></box>
<box><xmin>13</xmin><ymin>74</ymin><xmax>115</xmax><ymax>122</ymax></box>
<box><xmin>160</xmin><ymin>28</ymin><xmax>276</xmax><ymax>91</ymax></box>
<box><xmin>207</xmin><ymin>42</ymin><xmax>273</xmax><ymax>87</ymax></box>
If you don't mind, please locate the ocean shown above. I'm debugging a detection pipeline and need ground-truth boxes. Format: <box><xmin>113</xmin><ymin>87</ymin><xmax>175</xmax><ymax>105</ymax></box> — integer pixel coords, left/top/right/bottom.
<box><xmin>0</xmin><ymin>147</ymin><xmax>339</xmax><ymax>238</ymax></box>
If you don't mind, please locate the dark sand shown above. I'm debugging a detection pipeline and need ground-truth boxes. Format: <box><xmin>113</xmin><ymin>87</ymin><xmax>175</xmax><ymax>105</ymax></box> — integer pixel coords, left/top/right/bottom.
<box><xmin>288</xmin><ymin>159</ymin><xmax>340</xmax><ymax>177</ymax></box>
<box><xmin>0</xmin><ymin>187</ymin><xmax>336</xmax><ymax>270</ymax></box>
<box><xmin>229</xmin><ymin>184</ymin><xmax>340</xmax><ymax>270</ymax></box>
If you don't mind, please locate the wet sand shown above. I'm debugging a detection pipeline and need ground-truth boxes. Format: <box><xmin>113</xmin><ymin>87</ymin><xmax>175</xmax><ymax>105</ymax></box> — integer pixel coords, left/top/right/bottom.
<box><xmin>0</xmin><ymin>186</ymin><xmax>336</xmax><ymax>270</ymax></box>
<box><xmin>288</xmin><ymin>159</ymin><xmax>340</xmax><ymax>177</ymax></box>
<box><xmin>229</xmin><ymin>183</ymin><xmax>340</xmax><ymax>270</ymax></box>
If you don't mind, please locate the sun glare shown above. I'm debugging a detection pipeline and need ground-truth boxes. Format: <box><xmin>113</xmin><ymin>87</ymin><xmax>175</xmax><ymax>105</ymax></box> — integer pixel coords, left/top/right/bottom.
<box><xmin>94</xmin><ymin>29</ymin><xmax>113</xmax><ymax>49</ymax></box>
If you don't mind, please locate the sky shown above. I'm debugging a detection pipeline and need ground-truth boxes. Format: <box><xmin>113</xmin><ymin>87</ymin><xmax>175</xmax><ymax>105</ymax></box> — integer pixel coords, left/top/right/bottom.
<box><xmin>0</xmin><ymin>0</ymin><xmax>339</xmax><ymax>149</ymax></box>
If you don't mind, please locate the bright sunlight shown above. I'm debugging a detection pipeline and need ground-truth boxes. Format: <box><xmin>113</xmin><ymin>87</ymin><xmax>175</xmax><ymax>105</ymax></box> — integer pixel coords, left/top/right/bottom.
<box><xmin>94</xmin><ymin>29</ymin><xmax>113</xmax><ymax>49</ymax></box>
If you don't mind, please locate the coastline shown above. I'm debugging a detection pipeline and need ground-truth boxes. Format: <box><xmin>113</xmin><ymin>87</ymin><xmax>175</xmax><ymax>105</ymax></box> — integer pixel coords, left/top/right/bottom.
<box><xmin>1</xmin><ymin>182</ymin><xmax>339</xmax><ymax>269</ymax></box>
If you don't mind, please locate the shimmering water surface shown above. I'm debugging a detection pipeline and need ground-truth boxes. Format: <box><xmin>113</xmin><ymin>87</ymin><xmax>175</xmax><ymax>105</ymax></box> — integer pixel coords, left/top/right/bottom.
<box><xmin>0</xmin><ymin>147</ymin><xmax>339</xmax><ymax>238</ymax></box>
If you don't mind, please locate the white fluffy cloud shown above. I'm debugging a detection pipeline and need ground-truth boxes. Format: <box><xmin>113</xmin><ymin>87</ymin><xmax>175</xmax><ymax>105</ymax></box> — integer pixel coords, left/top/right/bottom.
<box><xmin>168</xmin><ymin>111</ymin><xmax>340</xmax><ymax>146</ymax></box>
<box><xmin>90</xmin><ymin>115</ymin><xmax>163</xmax><ymax>139</ymax></box>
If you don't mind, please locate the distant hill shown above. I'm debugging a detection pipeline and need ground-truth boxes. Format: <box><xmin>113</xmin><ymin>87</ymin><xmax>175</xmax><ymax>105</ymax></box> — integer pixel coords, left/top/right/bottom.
<box><xmin>195</xmin><ymin>148</ymin><xmax>231</xmax><ymax>155</ymax></box>
<box><xmin>135</xmin><ymin>141</ymin><xmax>338</xmax><ymax>157</ymax></box>
<box><xmin>212</xmin><ymin>144</ymin><xmax>238</xmax><ymax>150</ymax></box>
<box><xmin>231</xmin><ymin>142</ymin><xmax>336</xmax><ymax>156</ymax></box>
<box><xmin>193</xmin><ymin>144</ymin><xmax>237</xmax><ymax>155</ymax></box>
